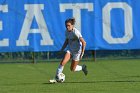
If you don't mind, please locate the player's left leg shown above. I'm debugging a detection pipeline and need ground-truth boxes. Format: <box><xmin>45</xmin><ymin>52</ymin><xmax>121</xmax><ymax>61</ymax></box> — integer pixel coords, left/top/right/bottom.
<box><xmin>70</xmin><ymin>53</ymin><xmax>88</xmax><ymax>75</ymax></box>
<box><xmin>70</xmin><ymin>60</ymin><xmax>88</xmax><ymax>75</ymax></box>
<box><xmin>70</xmin><ymin>60</ymin><xmax>82</xmax><ymax>71</ymax></box>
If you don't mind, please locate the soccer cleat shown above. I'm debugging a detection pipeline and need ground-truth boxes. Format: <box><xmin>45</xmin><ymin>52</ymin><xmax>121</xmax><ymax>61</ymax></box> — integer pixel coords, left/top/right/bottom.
<box><xmin>82</xmin><ymin>64</ymin><xmax>88</xmax><ymax>76</ymax></box>
<box><xmin>49</xmin><ymin>79</ymin><xmax>57</xmax><ymax>83</ymax></box>
<box><xmin>49</xmin><ymin>75</ymin><xmax>59</xmax><ymax>84</ymax></box>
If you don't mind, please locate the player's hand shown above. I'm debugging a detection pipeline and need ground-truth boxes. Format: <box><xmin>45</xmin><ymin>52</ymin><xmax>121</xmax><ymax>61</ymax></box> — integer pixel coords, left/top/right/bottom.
<box><xmin>80</xmin><ymin>52</ymin><xmax>84</xmax><ymax>59</ymax></box>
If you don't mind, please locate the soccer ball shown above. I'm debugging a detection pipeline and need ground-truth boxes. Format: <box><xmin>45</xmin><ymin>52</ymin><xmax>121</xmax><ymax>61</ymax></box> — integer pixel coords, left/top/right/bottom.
<box><xmin>56</xmin><ymin>73</ymin><xmax>65</xmax><ymax>83</ymax></box>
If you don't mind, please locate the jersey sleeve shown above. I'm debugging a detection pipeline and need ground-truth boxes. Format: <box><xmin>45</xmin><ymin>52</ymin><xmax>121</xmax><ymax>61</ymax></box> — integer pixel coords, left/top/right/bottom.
<box><xmin>75</xmin><ymin>28</ymin><xmax>82</xmax><ymax>39</ymax></box>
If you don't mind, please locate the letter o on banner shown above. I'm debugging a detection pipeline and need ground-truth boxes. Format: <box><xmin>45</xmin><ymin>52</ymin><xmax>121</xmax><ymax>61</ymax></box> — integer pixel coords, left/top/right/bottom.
<box><xmin>103</xmin><ymin>2</ymin><xmax>133</xmax><ymax>44</ymax></box>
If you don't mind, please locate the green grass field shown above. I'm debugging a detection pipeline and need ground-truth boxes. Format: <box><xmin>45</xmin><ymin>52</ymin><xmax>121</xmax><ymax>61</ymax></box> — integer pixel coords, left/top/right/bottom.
<box><xmin>0</xmin><ymin>59</ymin><xmax>140</xmax><ymax>93</ymax></box>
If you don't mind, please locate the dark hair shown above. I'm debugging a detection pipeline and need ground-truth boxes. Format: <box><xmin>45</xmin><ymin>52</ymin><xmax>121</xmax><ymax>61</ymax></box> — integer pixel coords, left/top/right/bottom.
<box><xmin>65</xmin><ymin>18</ymin><xmax>76</xmax><ymax>25</ymax></box>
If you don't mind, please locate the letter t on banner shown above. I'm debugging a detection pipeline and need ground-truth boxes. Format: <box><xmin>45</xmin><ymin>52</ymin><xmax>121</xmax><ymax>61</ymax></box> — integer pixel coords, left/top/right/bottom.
<box><xmin>60</xmin><ymin>3</ymin><xmax>94</xmax><ymax>32</ymax></box>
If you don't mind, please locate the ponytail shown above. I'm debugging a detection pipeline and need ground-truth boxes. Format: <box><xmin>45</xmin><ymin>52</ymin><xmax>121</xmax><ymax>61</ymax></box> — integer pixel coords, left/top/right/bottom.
<box><xmin>65</xmin><ymin>18</ymin><xmax>76</xmax><ymax>25</ymax></box>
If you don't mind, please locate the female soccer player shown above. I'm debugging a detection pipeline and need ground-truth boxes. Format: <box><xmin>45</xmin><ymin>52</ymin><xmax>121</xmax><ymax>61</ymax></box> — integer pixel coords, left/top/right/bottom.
<box><xmin>50</xmin><ymin>18</ymin><xmax>88</xmax><ymax>83</ymax></box>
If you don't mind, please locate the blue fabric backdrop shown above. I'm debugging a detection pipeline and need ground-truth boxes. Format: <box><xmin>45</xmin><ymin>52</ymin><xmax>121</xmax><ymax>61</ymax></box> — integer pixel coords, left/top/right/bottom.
<box><xmin>0</xmin><ymin>0</ymin><xmax>139</xmax><ymax>52</ymax></box>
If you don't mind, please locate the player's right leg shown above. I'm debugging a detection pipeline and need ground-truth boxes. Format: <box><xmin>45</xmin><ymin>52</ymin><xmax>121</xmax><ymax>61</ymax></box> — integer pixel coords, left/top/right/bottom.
<box><xmin>56</xmin><ymin>50</ymin><xmax>71</xmax><ymax>75</ymax></box>
<box><xmin>49</xmin><ymin>51</ymin><xmax>71</xmax><ymax>83</ymax></box>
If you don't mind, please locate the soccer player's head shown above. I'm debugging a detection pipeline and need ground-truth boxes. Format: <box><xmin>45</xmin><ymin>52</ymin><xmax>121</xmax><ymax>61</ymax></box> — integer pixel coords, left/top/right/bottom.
<box><xmin>65</xmin><ymin>18</ymin><xmax>75</xmax><ymax>31</ymax></box>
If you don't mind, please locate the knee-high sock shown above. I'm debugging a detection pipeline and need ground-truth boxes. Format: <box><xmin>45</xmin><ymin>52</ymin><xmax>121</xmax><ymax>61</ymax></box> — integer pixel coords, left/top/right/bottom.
<box><xmin>75</xmin><ymin>65</ymin><xmax>82</xmax><ymax>71</ymax></box>
<box><xmin>56</xmin><ymin>65</ymin><xmax>64</xmax><ymax>75</ymax></box>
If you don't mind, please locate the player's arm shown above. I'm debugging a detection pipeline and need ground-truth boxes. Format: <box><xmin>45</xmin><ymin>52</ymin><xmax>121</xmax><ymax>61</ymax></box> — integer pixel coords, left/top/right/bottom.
<box><xmin>61</xmin><ymin>39</ymin><xmax>68</xmax><ymax>51</ymax></box>
<box><xmin>80</xmin><ymin>37</ymin><xmax>86</xmax><ymax>59</ymax></box>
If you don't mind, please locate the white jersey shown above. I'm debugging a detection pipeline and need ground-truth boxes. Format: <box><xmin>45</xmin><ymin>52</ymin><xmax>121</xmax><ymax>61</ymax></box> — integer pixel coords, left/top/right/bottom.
<box><xmin>65</xmin><ymin>27</ymin><xmax>82</xmax><ymax>53</ymax></box>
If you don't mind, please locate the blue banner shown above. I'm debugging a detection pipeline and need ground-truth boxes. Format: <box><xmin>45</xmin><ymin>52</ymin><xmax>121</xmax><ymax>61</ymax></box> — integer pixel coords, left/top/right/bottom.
<box><xmin>0</xmin><ymin>0</ymin><xmax>139</xmax><ymax>52</ymax></box>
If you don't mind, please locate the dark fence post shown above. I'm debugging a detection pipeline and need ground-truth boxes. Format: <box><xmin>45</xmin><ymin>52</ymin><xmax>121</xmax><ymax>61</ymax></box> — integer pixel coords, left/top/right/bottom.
<box><xmin>32</xmin><ymin>52</ymin><xmax>36</xmax><ymax>64</ymax></box>
<box><xmin>92</xmin><ymin>50</ymin><xmax>96</xmax><ymax>62</ymax></box>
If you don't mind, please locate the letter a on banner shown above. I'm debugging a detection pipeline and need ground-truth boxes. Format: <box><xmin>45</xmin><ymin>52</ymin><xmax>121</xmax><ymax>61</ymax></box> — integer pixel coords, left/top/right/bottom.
<box><xmin>16</xmin><ymin>4</ymin><xmax>53</xmax><ymax>46</ymax></box>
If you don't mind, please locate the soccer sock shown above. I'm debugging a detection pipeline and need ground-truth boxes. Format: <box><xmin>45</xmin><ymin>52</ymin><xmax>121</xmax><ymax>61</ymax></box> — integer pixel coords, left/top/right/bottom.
<box><xmin>75</xmin><ymin>65</ymin><xmax>82</xmax><ymax>71</ymax></box>
<box><xmin>56</xmin><ymin>64</ymin><xmax>64</xmax><ymax>75</ymax></box>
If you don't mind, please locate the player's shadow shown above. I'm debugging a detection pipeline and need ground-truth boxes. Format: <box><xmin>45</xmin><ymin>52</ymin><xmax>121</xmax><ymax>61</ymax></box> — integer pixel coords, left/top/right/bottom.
<box><xmin>43</xmin><ymin>80</ymin><xmax>140</xmax><ymax>84</ymax></box>
<box><xmin>64</xmin><ymin>75</ymin><xmax>140</xmax><ymax>84</ymax></box>
<box><xmin>63</xmin><ymin>80</ymin><xmax>140</xmax><ymax>84</ymax></box>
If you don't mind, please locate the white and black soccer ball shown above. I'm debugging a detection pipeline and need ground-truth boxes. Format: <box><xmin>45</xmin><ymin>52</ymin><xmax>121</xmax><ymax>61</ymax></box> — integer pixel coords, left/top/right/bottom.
<box><xmin>56</xmin><ymin>73</ymin><xmax>65</xmax><ymax>83</ymax></box>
